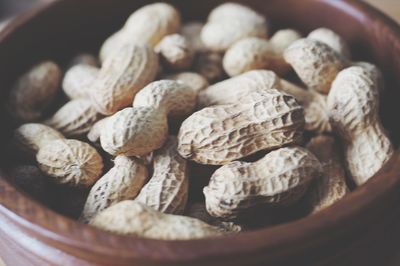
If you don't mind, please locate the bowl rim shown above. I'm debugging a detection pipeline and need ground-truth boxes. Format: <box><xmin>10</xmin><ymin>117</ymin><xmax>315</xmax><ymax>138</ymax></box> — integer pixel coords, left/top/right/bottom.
<box><xmin>0</xmin><ymin>0</ymin><xmax>400</xmax><ymax>264</ymax></box>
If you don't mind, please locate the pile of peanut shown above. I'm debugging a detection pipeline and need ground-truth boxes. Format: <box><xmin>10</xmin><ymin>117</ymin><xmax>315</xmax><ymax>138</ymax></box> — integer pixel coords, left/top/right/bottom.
<box><xmin>8</xmin><ymin>2</ymin><xmax>393</xmax><ymax>240</ymax></box>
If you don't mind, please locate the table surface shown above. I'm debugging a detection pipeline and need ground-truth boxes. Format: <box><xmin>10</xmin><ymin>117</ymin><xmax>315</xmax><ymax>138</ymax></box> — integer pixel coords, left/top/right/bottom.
<box><xmin>0</xmin><ymin>0</ymin><xmax>399</xmax><ymax>266</ymax></box>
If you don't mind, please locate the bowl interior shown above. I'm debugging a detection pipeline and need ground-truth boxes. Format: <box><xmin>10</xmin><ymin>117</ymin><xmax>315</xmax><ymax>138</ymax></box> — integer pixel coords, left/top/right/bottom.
<box><xmin>0</xmin><ymin>0</ymin><xmax>400</xmax><ymax>265</ymax></box>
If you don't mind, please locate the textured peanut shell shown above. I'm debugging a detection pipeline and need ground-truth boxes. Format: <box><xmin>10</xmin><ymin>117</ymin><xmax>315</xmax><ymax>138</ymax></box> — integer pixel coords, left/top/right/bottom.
<box><xmin>305</xmin><ymin>136</ymin><xmax>349</xmax><ymax>213</ymax></box>
<box><xmin>178</xmin><ymin>90</ymin><xmax>305</xmax><ymax>165</ymax></box>
<box><xmin>63</xmin><ymin>65</ymin><xmax>99</xmax><ymax>99</ymax></box>
<box><xmin>270</xmin><ymin>29</ymin><xmax>302</xmax><ymax>54</ymax></box>
<box><xmin>164</xmin><ymin>72</ymin><xmax>209</xmax><ymax>93</ymax></box>
<box><xmin>81</xmin><ymin>156</ymin><xmax>148</xmax><ymax>222</ymax></box>
<box><xmin>37</xmin><ymin>139</ymin><xmax>103</xmax><ymax>187</ymax></box>
<box><xmin>352</xmin><ymin>61</ymin><xmax>384</xmax><ymax>92</ymax></box>
<box><xmin>155</xmin><ymin>34</ymin><xmax>194</xmax><ymax>71</ymax></box>
<box><xmin>99</xmin><ymin>3</ymin><xmax>181</xmax><ymax>62</ymax></box>
<box><xmin>198</xmin><ymin>70</ymin><xmax>281</xmax><ymax>108</ymax></box>
<box><xmin>223</xmin><ymin>38</ymin><xmax>278</xmax><ymax>77</ymax></box>
<box><xmin>101</xmin><ymin>80</ymin><xmax>196</xmax><ymax>156</ymax></box>
<box><xmin>284</xmin><ymin>39</ymin><xmax>349</xmax><ymax>94</ymax></box>
<box><xmin>201</xmin><ymin>3</ymin><xmax>268</xmax><ymax>52</ymax></box>
<box><xmin>91</xmin><ymin>43</ymin><xmax>159</xmax><ymax>115</ymax></box>
<box><xmin>13</xmin><ymin>123</ymin><xmax>64</xmax><ymax>156</ymax></box>
<box><xmin>8</xmin><ymin>61</ymin><xmax>62</xmax><ymax>122</ymax></box>
<box><xmin>192</xmin><ymin>51</ymin><xmax>224</xmax><ymax>82</ymax></box>
<box><xmin>181</xmin><ymin>22</ymin><xmax>207</xmax><ymax>52</ymax></box>
<box><xmin>45</xmin><ymin>99</ymin><xmax>101</xmax><ymax>137</ymax></box>
<box><xmin>328</xmin><ymin>66</ymin><xmax>393</xmax><ymax>185</ymax></box>
<box><xmin>307</xmin><ymin>28</ymin><xmax>351</xmax><ymax>58</ymax></box>
<box><xmin>68</xmin><ymin>53</ymin><xmax>100</xmax><ymax>68</ymax></box>
<box><xmin>90</xmin><ymin>201</ymin><xmax>223</xmax><ymax>239</ymax></box>
<box><xmin>204</xmin><ymin>146</ymin><xmax>322</xmax><ymax>219</ymax></box>
<box><xmin>136</xmin><ymin>136</ymin><xmax>188</xmax><ymax>214</ymax></box>
<box><xmin>87</xmin><ymin>116</ymin><xmax>111</xmax><ymax>143</ymax></box>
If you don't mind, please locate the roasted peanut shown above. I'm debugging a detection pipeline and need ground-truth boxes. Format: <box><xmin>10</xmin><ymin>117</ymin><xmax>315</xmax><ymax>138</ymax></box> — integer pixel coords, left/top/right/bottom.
<box><xmin>192</xmin><ymin>51</ymin><xmax>224</xmax><ymax>82</ymax></box>
<box><xmin>90</xmin><ymin>201</ymin><xmax>223</xmax><ymax>239</ymax></box>
<box><xmin>352</xmin><ymin>61</ymin><xmax>384</xmax><ymax>92</ymax></box>
<box><xmin>68</xmin><ymin>53</ymin><xmax>100</xmax><ymax>68</ymax></box>
<box><xmin>62</xmin><ymin>64</ymin><xmax>99</xmax><ymax>100</ymax></box>
<box><xmin>91</xmin><ymin>43</ymin><xmax>159</xmax><ymax>115</ymax></box>
<box><xmin>204</xmin><ymin>146</ymin><xmax>322</xmax><ymax>219</ymax></box>
<box><xmin>37</xmin><ymin>139</ymin><xmax>104</xmax><ymax>187</ymax></box>
<box><xmin>201</xmin><ymin>3</ymin><xmax>268</xmax><ymax>52</ymax></box>
<box><xmin>305</xmin><ymin>135</ymin><xmax>349</xmax><ymax>213</ymax></box>
<box><xmin>307</xmin><ymin>27</ymin><xmax>351</xmax><ymax>58</ymax></box>
<box><xmin>155</xmin><ymin>34</ymin><xmax>194</xmax><ymax>70</ymax></box>
<box><xmin>181</xmin><ymin>22</ymin><xmax>207</xmax><ymax>52</ymax></box>
<box><xmin>100</xmin><ymin>3</ymin><xmax>181</xmax><ymax>62</ymax></box>
<box><xmin>327</xmin><ymin>66</ymin><xmax>393</xmax><ymax>185</ymax></box>
<box><xmin>13</xmin><ymin>123</ymin><xmax>64</xmax><ymax>156</ymax></box>
<box><xmin>284</xmin><ymin>38</ymin><xmax>349</xmax><ymax>94</ymax></box>
<box><xmin>164</xmin><ymin>72</ymin><xmax>209</xmax><ymax>93</ymax></box>
<box><xmin>44</xmin><ymin>99</ymin><xmax>102</xmax><ymax>137</ymax></box>
<box><xmin>101</xmin><ymin>80</ymin><xmax>197</xmax><ymax>156</ymax></box>
<box><xmin>8</xmin><ymin>61</ymin><xmax>62</xmax><ymax>122</ymax></box>
<box><xmin>87</xmin><ymin>116</ymin><xmax>111</xmax><ymax>143</ymax></box>
<box><xmin>178</xmin><ymin>90</ymin><xmax>305</xmax><ymax>165</ymax></box>
<box><xmin>81</xmin><ymin>156</ymin><xmax>148</xmax><ymax>222</ymax></box>
<box><xmin>136</xmin><ymin>136</ymin><xmax>188</xmax><ymax>214</ymax></box>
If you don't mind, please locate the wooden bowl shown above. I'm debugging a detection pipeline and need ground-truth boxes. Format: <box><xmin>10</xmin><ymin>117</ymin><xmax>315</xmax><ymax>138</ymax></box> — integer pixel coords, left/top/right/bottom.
<box><xmin>1</xmin><ymin>0</ymin><xmax>400</xmax><ymax>265</ymax></box>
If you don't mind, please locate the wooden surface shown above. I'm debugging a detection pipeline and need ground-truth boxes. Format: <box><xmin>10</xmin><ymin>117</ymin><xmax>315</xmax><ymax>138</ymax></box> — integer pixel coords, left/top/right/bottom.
<box><xmin>0</xmin><ymin>1</ymin><xmax>400</xmax><ymax>266</ymax></box>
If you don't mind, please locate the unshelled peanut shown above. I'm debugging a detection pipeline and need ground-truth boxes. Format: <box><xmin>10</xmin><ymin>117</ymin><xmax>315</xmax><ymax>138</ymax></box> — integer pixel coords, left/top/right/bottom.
<box><xmin>155</xmin><ymin>34</ymin><xmax>194</xmax><ymax>71</ymax></box>
<box><xmin>307</xmin><ymin>28</ymin><xmax>351</xmax><ymax>58</ymax></box>
<box><xmin>164</xmin><ymin>72</ymin><xmax>209</xmax><ymax>93</ymax></box>
<box><xmin>62</xmin><ymin>64</ymin><xmax>99</xmax><ymax>100</ymax></box>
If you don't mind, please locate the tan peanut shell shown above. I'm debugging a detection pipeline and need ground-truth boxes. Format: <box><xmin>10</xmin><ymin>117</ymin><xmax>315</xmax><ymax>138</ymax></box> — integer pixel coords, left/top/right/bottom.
<box><xmin>87</xmin><ymin>116</ymin><xmax>111</xmax><ymax>143</ymax></box>
<box><xmin>198</xmin><ymin>70</ymin><xmax>280</xmax><ymax>108</ymax></box>
<box><xmin>44</xmin><ymin>99</ymin><xmax>101</xmax><ymax>137</ymax></box>
<box><xmin>81</xmin><ymin>156</ymin><xmax>148</xmax><ymax>222</ymax></box>
<box><xmin>10</xmin><ymin>165</ymin><xmax>48</xmax><ymax>200</ymax></box>
<box><xmin>270</xmin><ymin>29</ymin><xmax>303</xmax><ymax>54</ymax></box>
<box><xmin>8</xmin><ymin>61</ymin><xmax>62</xmax><ymax>122</ymax></box>
<box><xmin>63</xmin><ymin>64</ymin><xmax>99</xmax><ymax>99</ymax></box>
<box><xmin>13</xmin><ymin>123</ymin><xmax>64</xmax><ymax>156</ymax></box>
<box><xmin>352</xmin><ymin>61</ymin><xmax>384</xmax><ymax>92</ymax></box>
<box><xmin>99</xmin><ymin>3</ymin><xmax>181</xmax><ymax>62</ymax></box>
<box><xmin>284</xmin><ymin>38</ymin><xmax>349</xmax><ymax>94</ymax></box>
<box><xmin>178</xmin><ymin>90</ymin><xmax>305</xmax><ymax>165</ymax></box>
<box><xmin>305</xmin><ymin>136</ymin><xmax>349</xmax><ymax>213</ymax></box>
<box><xmin>37</xmin><ymin>139</ymin><xmax>104</xmax><ymax>187</ymax></box>
<box><xmin>204</xmin><ymin>146</ymin><xmax>322</xmax><ymax>219</ymax></box>
<box><xmin>136</xmin><ymin>136</ymin><xmax>188</xmax><ymax>214</ymax></box>
<box><xmin>91</xmin><ymin>43</ymin><xmax>159</xmax><ymax>115</ymax></box>
<box><xmin>181</xmin><ymin>22</ymin><xmax>207</xmax><ymax>52</ymax></box>
<box><xmin>185</xmin><ymin>203</ymin><xmax>242</xmax><ymax>233</ymax></box>
<box><xmin>164</xmin><ymin>72</ymin><xmax>209</xmax><ymax>93</ymax></box>
<box><xmin>201</xmin><ymin>3</ymin><xmax>268</xmax><ymax>52</ymax></box>
<box><xmin>101</xmin><ymin>80</ymin><xmax>197</xmax><ymax>156</ymax></box>
<box><xmin>155</xmin><ymin>34</ymin><xmax>194</xmax><ymax>71</ymax></box>
<box><xmin>307</xmin><ymin>28</ymin><xmax>351</xmax><ymax>58</ymax></box>
<box><xmin>327</xmin><ymin>66</ymin><xmax>393</xmax><ymax>185</ymax></box>
<box><xmin>192</xmin><ymin>51</ymin><xmax>224</xmax><ymax>82</ymax></box>
<box><xmin>68</xmin><ymin>53</ymin><xmax>100</xmax><ymax>68</ymax></box>
<box><xmin>90</xmin><ymin>201</ymin><xmax>223</xmax><ymax>239</ymax></box>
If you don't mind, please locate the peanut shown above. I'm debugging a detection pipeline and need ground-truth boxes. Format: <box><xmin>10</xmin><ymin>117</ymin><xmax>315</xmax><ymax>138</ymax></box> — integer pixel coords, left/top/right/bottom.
<box><xmin>307</xmin><ymin>27</ymin><xmax>351</xmax><ymax>58</ymax></box>
<box><xmin>192</xmin><ymin>51</ymin><xmax>224</xmax><ymax>82</ymax></box>
<box><xmin>164</xmin><ymin>72</ymin><xmax>209</xmax><ymax>93</ymax></box>
<box><xmin>178</xmin><ymin>90</ymin><xmax>305</xmax><ymax>165</ymax></box>
<box><xmin>99</xmin><ymin>3</ymin><xmax>181</xmax><ymax>62</ymax></box>
<box><xmin>305</xmin><ymin>135</ymin><xmax>349</xmax><ymax>213</ymax></box>
<box><xmin>37</xmin><ymin>139</ymin><xmax>104</xmax><ymax>187</ymax></box>
<box><xmin>136</xmin><ymin>136</ymin><xmax>188</xmax><ymax>214</ymax></box>
<box><xmin>101</xmin><ymin>80</ymin><xmax>197</xmax><ymax>156</ymax></box>
<box><xmin>352</xmin><ymin>61</ymin><xmax>384</xmax><ymax>92</ymax></box>
<box><xmin>68</xmin><ymin>53</ymin><xmax>100</xmax><ymax>68</ymax></box>
<box><xmin>90</xmin><ymin>201</ymin><xmax>223</xmax><ymax>239</ymax></box>
<box><xmin>81</xmin><ymin>156</ymin><xmax>148</xmax><ymax>222</ymax></box>
<box><xmin>327</xmin><ymin>66</ymin><xmax>393</xmax><ymax>185</ymax></box>
<box><xmin>155</xmin><ymin>34</ymin><xmax>194</xmax><ymax>71</ymax></box>
<box><xmin>13</xmin><ymin>123</ymin><xmax>64</xmax><ymax>156</ymax></box>
<box><xmin>90</xmin><ymin>43</ymin><xmax>159</xmax><ymax>115</ymax></box>
<box><xmin>87</xmin><ymin>116</ymin><xmax>111</xmax><ymax>143</ymax></box>
<box><xmin>204</xmin><ymin>146</ymin><xmax>321</xmax><ymax>219</ymax></box>
<box><xmin>284</xmin><ymin>38</ymin><xmax>349</xmax><ymax>94</ymax></box>
<box><xmin>181</xmin><ymin>22</ymin><xmax>207</xmax><ymax>52</ymax></box>
<box><xmin>201</xmin><ymin>3</ymin><xmax>268</xmax><ymax>52</ymax></box>
<box><xmin>8</xmin><ymin>61</ymin><xmax>62</xmax><ymax>122</ymax></box>
<box><xmin>62</xmin><ymin>64</ymin><xmax>99</xmax><ymax>100</ymax></box>
<box><xmin>44</xmin><ymin>99</ymin><xmax>102</xmax><ymax>137</ymax></box>
<box><xmin>223</xmin><ymin>29</ymin><xmax>301</xmax><ymax>77</ymax></box>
